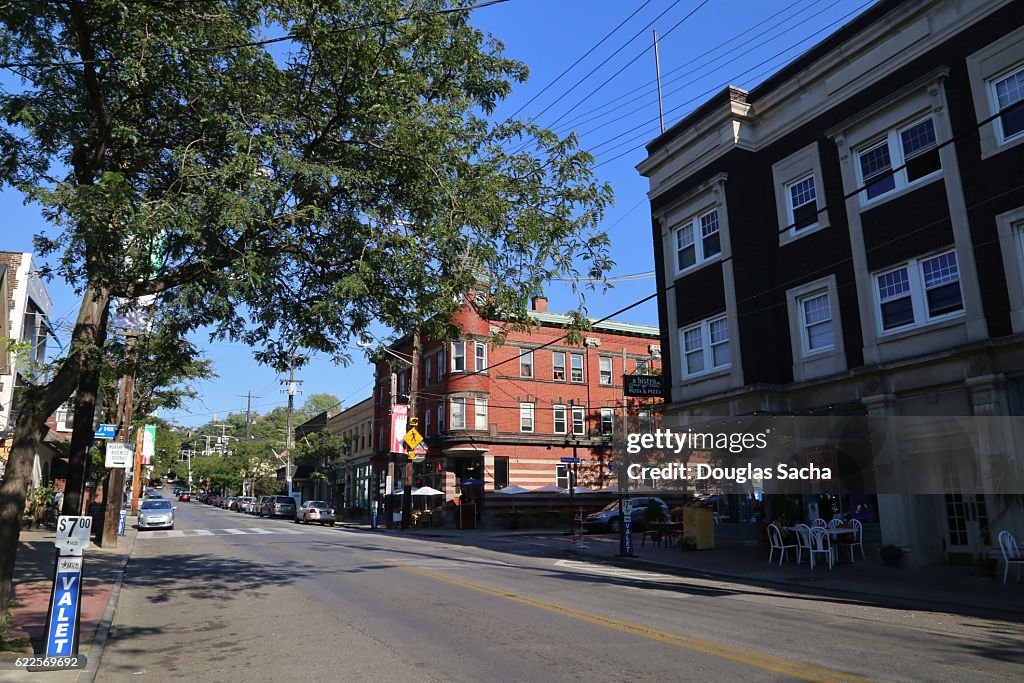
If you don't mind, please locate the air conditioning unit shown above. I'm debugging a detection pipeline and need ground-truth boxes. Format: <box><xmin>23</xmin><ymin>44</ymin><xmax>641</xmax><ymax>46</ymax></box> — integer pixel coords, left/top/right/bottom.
<box><xmin>584</xmin><ymin>337</ymin><xmax>601</xmax><ymax>348</ymax></box>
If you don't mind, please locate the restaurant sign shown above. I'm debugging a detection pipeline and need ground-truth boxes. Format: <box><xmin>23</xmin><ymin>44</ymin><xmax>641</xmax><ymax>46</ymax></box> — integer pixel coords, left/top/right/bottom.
<box><xmin>623</xmin><ymin>374</ymin><xmax>664</xmax><ymax>397</ymax></box>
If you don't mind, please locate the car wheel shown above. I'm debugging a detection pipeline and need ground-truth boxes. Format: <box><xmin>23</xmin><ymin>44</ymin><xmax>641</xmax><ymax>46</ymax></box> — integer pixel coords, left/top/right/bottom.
<box><xmin>294</xmin><ymin>516</ymin><xmax>300</xmax><ymax>523</ymax></box>
<box><xmin>167</xmin><ymin>526</ymin><xmax>174</xmax><ymax>531</ymax></box>
<box><xmin>329</xmin><ymin>521</ymin><xmax>335</xmax><ymax>527</ymax></box>
<box><xmin>609</xmin><ymin>518</ymin><xmax>622</xmax><ymax>534</ymax></box>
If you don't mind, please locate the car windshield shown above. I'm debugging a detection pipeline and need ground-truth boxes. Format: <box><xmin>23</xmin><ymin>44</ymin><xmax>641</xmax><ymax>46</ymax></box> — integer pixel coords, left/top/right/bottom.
<box><xmin>307</xmin><ymin>501</ymin><xmax>328</xmax><ymax>508</ymax></box>
<box><xmin>141</xmin><ymin>500</ymin><xmax>172</xmax><ymax>510</ymax></box>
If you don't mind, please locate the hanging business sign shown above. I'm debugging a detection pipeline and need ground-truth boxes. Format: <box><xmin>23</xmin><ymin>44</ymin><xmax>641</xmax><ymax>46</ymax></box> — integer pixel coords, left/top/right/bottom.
<box><xmin>623</xmin><ymin>374</ymin><xmax>664</xmax><ymax>397</ymax></box>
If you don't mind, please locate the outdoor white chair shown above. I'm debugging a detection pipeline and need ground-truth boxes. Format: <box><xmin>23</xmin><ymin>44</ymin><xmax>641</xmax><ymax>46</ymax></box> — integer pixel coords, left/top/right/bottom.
<box><xmin>712</xmin><ymin>512</ymin><xmax>720</xmax><ymax>525</ymax></box>
<box><xmin>827</xmin><ymin>518</ymin><xmax>843</xmax><ymax>529</ymax></box>
<box><xmin>998</xmin><ymin>530</ymin><xmax>1024</xmax><ymax>584</ymax></box>
<box><xmin>838</xmin><ymin>519</ymin><xmax>865</xmax><ymax>562</ymax></box>
<box><xmin>794</xmin><ymin>524</ymin><xmax>813</xmax><ymax>565</ymax></box>
<box><xmin>768</xmin><ymin>523</ymin><xmax>798</xmax><ymax>565</ymax></box>
<box><xmin>811</xmin><ymin>518</ymin><xmax>827</xmax><ymax>528</ymax></box>
<box><xmin>809</xmin><ymin>527</ymin><xmax>836</xmax><ymax>570</ymax></box>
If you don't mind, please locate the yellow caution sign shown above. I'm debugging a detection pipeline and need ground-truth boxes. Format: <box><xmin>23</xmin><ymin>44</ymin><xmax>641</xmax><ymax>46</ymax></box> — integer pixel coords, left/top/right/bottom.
<box><xmin>403</xmin><ymin>427</ymin><xmax>424</xmax><ymax>450</ymax></box>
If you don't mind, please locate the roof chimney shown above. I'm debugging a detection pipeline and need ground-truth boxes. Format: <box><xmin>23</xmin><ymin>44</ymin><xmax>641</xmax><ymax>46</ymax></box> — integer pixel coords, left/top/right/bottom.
<box><xmin>531</xmin><ymin>295</ymin><xmax>548</xmax><ymax>313</ymax></box>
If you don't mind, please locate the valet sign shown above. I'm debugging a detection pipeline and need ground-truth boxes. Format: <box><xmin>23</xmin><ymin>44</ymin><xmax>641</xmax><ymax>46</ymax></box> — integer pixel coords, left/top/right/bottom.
<box><xmin>44</xmin><ymin>555</ymin><xmax>83</xmax><ymax>657</ymax></box>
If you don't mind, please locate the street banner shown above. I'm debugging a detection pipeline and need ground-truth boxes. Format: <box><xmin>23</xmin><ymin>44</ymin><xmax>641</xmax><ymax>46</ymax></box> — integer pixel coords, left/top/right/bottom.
<box><xmin>142</xmin><ymin>424</ymin><xmax>156</xmax><ymax>465</ymax></box>
<box><xmin>389</xmin><ymin>404</ymin><xmax>409</xmax><ymax>455</ymax></box>
<box><xmin>44</xmin><ymin>555</ymin><xmax>83</xmax><ymax>657</ymax></box>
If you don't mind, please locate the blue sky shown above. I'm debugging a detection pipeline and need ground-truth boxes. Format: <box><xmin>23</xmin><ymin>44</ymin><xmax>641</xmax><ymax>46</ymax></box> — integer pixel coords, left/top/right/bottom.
<box><xmin>1</xmin><ymin>0</ymin><xmax>877</xmax><ymax>427</ymax></box>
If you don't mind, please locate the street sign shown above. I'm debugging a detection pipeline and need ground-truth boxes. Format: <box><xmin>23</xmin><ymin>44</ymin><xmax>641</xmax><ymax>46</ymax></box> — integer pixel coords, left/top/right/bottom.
<box><xmin>44</xmin><ymin>555</ymin><xmax>83</xmax><ymax>657</ymax></box>
<box><xmin>93</xmin><ymin>424</ymin><xmax>117</xmax><ymax>440</ymax></box>
<box><xmin>55</xmin><ymin>516</ymin><xmax>91</xmax><ymax>556</ymax></box>
<box><xmin>560</xmin><ymin>457</ymin><xmax>580</xmax><ymax>464</ymax></box>
<box><xmin>622</xmin><ymin>499</ymin><xmax>634</xmax><ymax>556</ymax></box>
<box><xmin>403</xmin><ymin>427</ymin><xmax>424</xmax><ymax>450</ymax></box>
<box><xmin>105</xmin><ymin>442</ymin><xmax>133</xmax><ymax>468</ymax></box>
<box><xmin>410</xmin><ymin>451</ymin><xmax>426</xmax><ymax>463</ymax></box>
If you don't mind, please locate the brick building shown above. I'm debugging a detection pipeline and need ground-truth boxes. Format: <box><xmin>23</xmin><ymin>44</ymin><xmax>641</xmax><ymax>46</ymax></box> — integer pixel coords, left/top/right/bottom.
<box><xmin>370</xmin><ymin>296</ymin><xmax>661</xmax><ymax>517</ymax></box>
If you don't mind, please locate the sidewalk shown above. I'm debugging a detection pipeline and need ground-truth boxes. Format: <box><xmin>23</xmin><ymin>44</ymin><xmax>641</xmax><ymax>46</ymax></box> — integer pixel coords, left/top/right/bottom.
<box><xmin>342</xmin><ymin>522</ymin><xmax>1024</xmax><ymax>619</ymax></box>
<box><xmin>0</xmin><ymin>525</ymin><xmax>137</xmax><ymax>682</ymax></box>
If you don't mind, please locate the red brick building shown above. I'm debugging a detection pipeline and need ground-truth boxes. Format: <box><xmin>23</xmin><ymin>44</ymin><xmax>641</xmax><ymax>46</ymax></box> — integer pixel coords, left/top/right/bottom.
<box><xmin>371</xmin><ymin>296</ymin><xmax>661</xmax><ymax>513</ymax></box>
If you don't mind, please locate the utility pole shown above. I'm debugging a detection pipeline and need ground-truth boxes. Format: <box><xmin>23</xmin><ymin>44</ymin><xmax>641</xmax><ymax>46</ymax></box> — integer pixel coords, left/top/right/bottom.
<box><xmin>386</xmin><ymin>371</ymin><xmax>397</xmax><ymax>530</ymax></box>
<box><xmin>99</xmin><ymin>334</ymin><xmax>137</xmax><ymax>547</ymax></box>
<box><xmin>400</xmin><ymin>323</ymin><xmax>422</xmax><ymax>530</ymax></box>
<box><xmin>282</xmin><ymin>351</ymin><xmax>302</xmax><ymax>497</ymax></box>
<box><xmin>653</xmin><ymin>30</ymin><xmax>666</xmax><ymax>134</ymax></box>
<box><xmin>238</xmin><ymin>390</ymin><xmax>259</xmax><ymax>439</ymax></box>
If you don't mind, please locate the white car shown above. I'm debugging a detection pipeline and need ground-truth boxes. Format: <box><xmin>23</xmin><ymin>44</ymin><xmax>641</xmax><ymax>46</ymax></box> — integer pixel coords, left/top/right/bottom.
<box><xmin>295</xmin><ymin>501</ymin><xmax>336</xmax><ymax>526</ymax></box>
<box><xmin>138</xmin><ymin>499</ymin><xmax>176</xmax><ymax>530</ymax></box>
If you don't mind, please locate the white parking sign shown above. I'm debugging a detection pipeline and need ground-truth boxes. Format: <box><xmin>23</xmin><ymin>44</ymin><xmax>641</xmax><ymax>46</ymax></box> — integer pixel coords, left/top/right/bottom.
<box><xmin>55</xmin><ymin>516</ymin><xmax>92</xmax><ymax>556</ymax></box>
<box><xmin>105</xmin><ymin>442</ymin><xmax>133</xmax><ymax>468</ymax></box>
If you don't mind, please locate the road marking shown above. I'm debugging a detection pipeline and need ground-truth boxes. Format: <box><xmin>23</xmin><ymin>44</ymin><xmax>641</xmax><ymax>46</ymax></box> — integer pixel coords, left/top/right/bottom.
<box><xmin>135</xmin><ymin>527</ymin><xmax>306</xmax><ymax>539</ymax></box>
<box><xmin>247</xmin><ymin>527</ymin><xmax>274</xmax><ymax>534</ymax></box>
<box><xmin>553</xmin><ymin>559</ymin><xmax>687</xmax><ymax>583</ymax></box>
<box><xmin>145</xmin><ymin>530</ymin><xmax>184</xmax><ymax>538</ymax></box>
<box><xmin>220</xmin><ymin>528</ymin><xmax>246</xmax><ymax>535</ymax></box>
<box><xmin>391</xmin><ymin>563</ymin><xmax>871</xmax><ymax>683</ymax></box>
<box><xmin>193</xmin><ymin>529</ymin><xmax>214</xmax><ymax>536</ymax></box>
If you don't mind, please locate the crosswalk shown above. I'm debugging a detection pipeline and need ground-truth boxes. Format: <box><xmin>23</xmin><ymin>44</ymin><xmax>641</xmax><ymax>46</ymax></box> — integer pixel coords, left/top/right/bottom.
<box><xmin>136</xmin><ymin>527</ymin><xmax>308</xmax><ymax>540</ymax></box>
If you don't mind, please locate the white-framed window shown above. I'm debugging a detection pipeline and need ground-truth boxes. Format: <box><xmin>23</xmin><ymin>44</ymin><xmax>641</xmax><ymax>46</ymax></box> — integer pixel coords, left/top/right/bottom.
<box><xmin>786</xmin><ymin>175</ymin><xmax>818</xmax><ymax>232</ymax></box>
<box><xmin>990</xmin><ymin>63</ymin><xmax>1024</xmax><ymax>144</ymax></box>
<box><xmin>399</xmin><ymin>371</ymin><xmax>406</xmax><ymax>396</ymax></box>
<box><xmin>874</xmin><ymin>249</ymin><xmax>963</xmax><ymax>333</ymax></box>
<box><xmin>637</xmin><ymin>409</ymin><xmax>651</xmax><ymax>432</ymax></box>
<box><xmin>855</xmin><ymin>116</ymin><xmax>940</xmax><ymax>202</ymax></box>
<box><xmin>680</xmin><ymin>315</ymin><xmax>730</xmax><ymax>378</ymax></box>
<box><xmin>424</xmin><ymin>408</ymin><xmax>432</xmax><ymax>438</ymax></box>
<box><xmin>436</xmin><ymin>351</ymin><xmax>445</xmax><ymax>380</ymax></box>
<box><xmin>569</xmin><ymin>353</ymin><xmax>584</xmax><ymax>383</ymax></box>
<box><xmin>799</xmin><ymin>291</ymin><xmax>834</xmax><ymax>354</ymax></box>
<box><xmin>474</xmin><ymin>342</ymin><xmax>486</xmax><ymax>372</ymax></box>
<box><xmin>600</xmin><ymin>408</ymin><xmax>614</xmax><ymax>435</ymax></box>
<box><xmin>553</xmin><ymin>405</ymin><xmax>567</xmax><ymax>434</ymax></box>
<box><xmin>673</xmin><ymin>208</ymin><xmax>722</xmax><ymax>272</ymax></box>
<box><xmin>450</xmin><ymin>397</ymin><xmax>466</xmax><ymax>429</ymax></box>
<box><xmin>599</xmin><ymin>356</ymin><xmax>613</xmax><ymax>385</ymax></box>
<box><xmin>571</xmin><ymin>406</ymin><xmax>585</xmax><ymax>436</ymax></box>
<box><xmin>452</xmin><ymin>341</ymin><xmax>466</xmax><ymax>372</ymax></box>
<box><xmin>55</xmin><ymin>402</ymin><xmax>74</xmax><ymax>432</ymax></box>
<box><xmin>520</xmin><ymin>349</ymin><xmax>534</xmax><ymax>378</ymax></box>
<box><xmin>520</xmin><ymin>403</ymin><xmax>535</xmax><ymax>433</ymax></box>
<box><xmin>424</xmin><ymin>356</ymin><xmax>432</xmax><ymax>385</ymax></box>
<box><xmin>552</xmin><ymin>351</ymin><xmax>566</xmax><ymax>381</ymax></box>
<box><xmin>555</xmin><ymin>464</ymin><xmax>570</xmax><ymax>490</ymax></box>
<box><xmin>475</xmin><ymin>397</ymin><xmax>488</xmax><ymax>431</ymax></box>
<box><xmin>437</xmin><ymin>403</ymin><xmax>445</xmax><ymax>433</ymax></box>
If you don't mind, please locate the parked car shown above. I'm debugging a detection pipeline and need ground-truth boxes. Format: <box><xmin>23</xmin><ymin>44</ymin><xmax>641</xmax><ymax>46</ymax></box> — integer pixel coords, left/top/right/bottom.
<box><xmin>236</xmin><ymin>496</ymin><xmax>257</xmax><ymax>513</ymax></box>
<box><xmin>295</xmin><ymin>501</ymin><xmax>336</xmax><ymax>526</ymax></box>
<box><xmin>137</xmin><ymin>498</ymin><xmax>176</xmax><ymax>530</ymax></box>
<box><xmin>583</xmin><ymin>497</ymin><xmax>670</xmax><ymax>534</ymax></box>
<box><xmin>178</xmin><ymin>492</ymin><xmax>191</xmax><ymax>502</ymax></box>
<box><xmin>260</xmin><ymin>495</ymin><xmax>296</xmax><ymax>519</ymax></box>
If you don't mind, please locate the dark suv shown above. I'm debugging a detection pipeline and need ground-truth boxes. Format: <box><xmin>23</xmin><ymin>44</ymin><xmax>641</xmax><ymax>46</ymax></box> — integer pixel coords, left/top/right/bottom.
<box><xmin>260</xmin><ymin>495</ymin><xmax>296</xmax><ymax>519</ymax></box>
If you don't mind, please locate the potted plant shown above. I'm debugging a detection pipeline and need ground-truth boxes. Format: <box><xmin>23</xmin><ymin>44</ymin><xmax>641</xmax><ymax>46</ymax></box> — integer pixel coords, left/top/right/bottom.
<box><xmin>879</xmin><ymin>544</ymin><xmax>903</xmax><ymax>567</ymax></box>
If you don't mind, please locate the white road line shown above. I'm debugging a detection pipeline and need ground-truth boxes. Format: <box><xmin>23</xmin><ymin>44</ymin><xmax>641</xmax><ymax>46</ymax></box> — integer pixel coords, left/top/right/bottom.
<box><xmin>247</xmin><ymin>527</ymin><xmax>274</xmax><ymax>534</ymax></box>
<box><xmin>218</xmin><ymin>528</ymin><xmax>246</xmax><ymax>535</ymax></box>
<box><xmin>192</xmin><ymin>529</ymin><xmax>214</xmax><ymax>536</ymax></box>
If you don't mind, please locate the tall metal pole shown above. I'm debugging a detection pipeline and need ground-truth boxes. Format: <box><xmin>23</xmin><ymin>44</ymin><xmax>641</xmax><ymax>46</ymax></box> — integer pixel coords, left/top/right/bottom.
<box><xmin>282</xmin><ymin>351</ymin><xmax>302</xmax><ymax>497</ymax></box>
<box><xmin>401</xmin><ymin>324</ymin><xmax>421</xmax><ymax>530</ymax></box>
<box><xmin>653</xmin><ymin>30</ymin><xmax>666</xmax><ymax>134</ymax></box>
<box><xmin>386</xmin><ymin>371</ymin><xmax>397</xmax><ymax>529</ymax></box>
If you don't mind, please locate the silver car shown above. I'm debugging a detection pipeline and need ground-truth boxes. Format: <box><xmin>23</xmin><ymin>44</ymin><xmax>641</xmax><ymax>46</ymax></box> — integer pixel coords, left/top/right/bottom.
<box><xmin>295</xmin><ymin>501</ymin><xmax>335</xmax><ymax>526</ymax></box>
<box><xmin>138</xmin><ymin>499</ymin><xmax>176</xmax><ymax>530</ymax></box>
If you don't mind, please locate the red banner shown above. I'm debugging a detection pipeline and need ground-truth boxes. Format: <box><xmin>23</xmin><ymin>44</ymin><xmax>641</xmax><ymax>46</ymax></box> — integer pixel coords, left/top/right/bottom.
<box><xmin>390</xmin><ymin>404</ymin><xmax>408</xmax><ymax>454</ymax></box>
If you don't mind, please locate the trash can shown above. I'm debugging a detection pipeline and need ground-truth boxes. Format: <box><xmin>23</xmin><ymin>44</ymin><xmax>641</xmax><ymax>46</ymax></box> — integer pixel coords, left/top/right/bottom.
<box><xmin>117</xmin><ymin>508</ymin><xmax>127</xmax><ymax>536</ymax></box>
<box><xmin>683</xmin><ymin>505</ymin><xmax>715</xmax><ymax>549</ymax></box>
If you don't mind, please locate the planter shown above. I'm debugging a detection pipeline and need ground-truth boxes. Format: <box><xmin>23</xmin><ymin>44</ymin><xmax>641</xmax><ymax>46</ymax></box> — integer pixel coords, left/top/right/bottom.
<box><xmin>879</xmin><ymin>545</ymin><xmax>903</xmax><ymax>567</ymax></box>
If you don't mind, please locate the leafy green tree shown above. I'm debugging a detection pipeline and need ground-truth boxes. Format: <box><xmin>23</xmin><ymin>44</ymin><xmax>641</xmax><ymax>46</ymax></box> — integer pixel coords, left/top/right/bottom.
<box><xmin>0</xmin><ymin>0</ymin><xmax>611</xmax><ymax>612</ymax></box>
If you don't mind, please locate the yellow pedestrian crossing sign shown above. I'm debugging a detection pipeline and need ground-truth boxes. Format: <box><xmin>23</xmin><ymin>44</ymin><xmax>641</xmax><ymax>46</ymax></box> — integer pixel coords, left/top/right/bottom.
<box><xmin>403</xmin><ymin>427</ymin><xmax>424</xmax><ymax>450</ymax></box>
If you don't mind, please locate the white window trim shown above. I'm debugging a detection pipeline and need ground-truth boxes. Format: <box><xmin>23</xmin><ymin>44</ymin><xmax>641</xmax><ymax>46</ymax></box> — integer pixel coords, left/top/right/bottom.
<box><xmin>452</xmin><ymin>341</ymin><xmax>466</xmax><ymax>373</ymax></box>
<box><xmin>569</xmin><ymin>353</ymin><xmax>584</xmax><ymax>383</ymax></box>
<box><xmin>437</xmin><ymin>351</ymin><xmax>445</xmax><ymax>380</ymax></box>
<box><xmin>772</xmin><ymin>142</ymin><xmax>829</xmax><ymax>245</ymax></box>
<box><xmin>553</xmin><ymin>405</ymin><xmax>567</xmax><ymax>435</ymax></box>
<box><xmin>853</xmin><ymin>114</ymin><xmax>942</xmax><ymax>206</ymax></box>
<box><xmin>520</xmin><ymin>403</ymin><xmax>535</xmax><ymax>433</ymax></box>
<box><xmin>424</xmin><ymin>408</ymin><xmax>432</xmax><ymax>438</ymax></box>
<box><xmin>600</xmin><ymin>408</ymin><xmax>614</xmax><ymax>435</ymax></box>
<box><xmin>555</xmin><ymin>464</ymin><xmax>569</xmax><ymax>490</ymax></box>
<box><xmin>672</xmin><ymin>207</ymin><xmax>722</xmax><ymax>275</ymax></box>
<box><xmin>450</xmin><ymin>397</ymin><xmax>466</xmax><ymax>430</ymax></box>
<box><xmin>437</xmin><ymin>404</ymin><xmax>444</xmax><ymax>433</ymax></box>
<box><xmin>798</xmin><ymin>290</ymin><xmax>835</xmax><ymax>356</ymax></box>
<box><xmin>967</xmin><ymin>27</ymin><xmax>1024</xmax><ymax>159</ymax></box>
<box><xmin>519</xmin><ymin>349</ymin><xmax>534</xmax><ymax>378</ymax></box>
<box><xmin>552</xmin><ymin>351</ymin><xmax>566</xmax><ymax>381</ymax></box>
<box><xmin>872</xmin><ymin>249</ymin><xmax>965</xmax><ymax>336</ymax></box>
<box><xmin>785</xmin><ymin>275</ymin><xmax>847</xmax><ymax>381</ymax></box>
<box><xmin>571</xmin><ymin>406</ymin><xmax>585</xmax><ymax>436</ymax></box>
<box><xmin>599</xmin><ymin>356</ymin><xmax>613</xmax><ymax>385</ymax></box>
<box><xmin>474</xmin><ymin>341</ymin><xmax>487</xmax><ymax>373</ymax></box>
<box><xmin>474</xmin><ymin>397</ymin><xmax>488</xmax><ymax>431</ymax></box>
<box><xmin>679</xmin><ymin>315</ymin><xmax>731</xmax><ymax>379</ymax></box>
<box><xmin>785</xmin><ymin>174</ymin><xmax>820</xmax><ymax>234</ymax></box>
<box><xmin>988</xmin><ymin>62</ymin><xmax>1024</xmax><ymax>145</ymax></box>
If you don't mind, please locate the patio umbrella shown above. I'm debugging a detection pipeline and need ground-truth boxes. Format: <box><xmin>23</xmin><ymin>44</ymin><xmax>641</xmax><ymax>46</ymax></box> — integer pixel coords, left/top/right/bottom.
<box><xmin>495</xmin><ymin>485</ymin><xmax>530</xmax><ymax>495</ymax></box>
<box><xmin>460</xmin><ymin>478</ymin><xmax>484</xmax><ymax>486</ymax></box>
<box><xmin>531</xmin><ymin>484</ymin><xmax>565</xmax><ymax>493</ymax></box>
<box><xmin>411</xmin><ymin>486</ymin><xmax>444</xmax><ymax>496</ymax></box>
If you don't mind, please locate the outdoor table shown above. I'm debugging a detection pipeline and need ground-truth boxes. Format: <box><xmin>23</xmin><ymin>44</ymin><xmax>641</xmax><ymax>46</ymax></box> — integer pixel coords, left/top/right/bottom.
<box><xmin>786</xmin><ymin>526</ymin><xmax>857</xmax><ymax>562</ymax></box>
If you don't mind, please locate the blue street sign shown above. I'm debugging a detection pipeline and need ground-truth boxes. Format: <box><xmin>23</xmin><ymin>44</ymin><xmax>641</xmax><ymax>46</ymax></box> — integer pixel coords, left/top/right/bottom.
<box><xmin>45</xmin><ymin>555</ymin><xmax>83</xmax><ymax>657</ymax></box>
<box><xmin>560</xmin><ymin>457</ymin><xmax>580</xmax><ymax>464</ymax></box>
<box><xmin>94</xmin><ymin>424</ymin><xmax>117</xmax><ymax>440</ymax></box>
<box><xmin>622</xmin><ymin>500</ymin><xmax>634</xmax><ymax>557</ymax></box>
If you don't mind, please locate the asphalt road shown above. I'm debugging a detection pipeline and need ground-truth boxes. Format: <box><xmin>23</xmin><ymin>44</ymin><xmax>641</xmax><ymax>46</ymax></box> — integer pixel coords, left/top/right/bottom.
<box><xmin>93</xmin><ymin>498</ymin><xmax>1024</xmax><ymax>682</ymax></box>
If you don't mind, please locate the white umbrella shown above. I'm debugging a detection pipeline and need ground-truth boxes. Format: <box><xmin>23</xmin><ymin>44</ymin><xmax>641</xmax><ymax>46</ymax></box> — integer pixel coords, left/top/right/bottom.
<box><xmin>411</xmin><ymin>486</ymin><xmax>444</xmax><ymax>496</ymax></box>
<box><xmin>531</xmin><ymin>484</ymin><xmax>565</xmax><ymax>493</ymax></box>
<box><xmin>564</xmin><ymin>485</ymin><xmax>594</xmax><ymax>494</ymax></box>
<box><xmin>495</xmin><ymin>485</ymin><xmax>530</xmax><ymax>495</ymax></box>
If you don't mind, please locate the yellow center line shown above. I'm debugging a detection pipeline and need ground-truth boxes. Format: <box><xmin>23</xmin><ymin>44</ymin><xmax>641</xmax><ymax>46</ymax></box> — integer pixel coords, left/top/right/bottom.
<box><xmin>392</xmin><ymin>562</ymin><xmax>873</xmax><ymax>683</ymax></box>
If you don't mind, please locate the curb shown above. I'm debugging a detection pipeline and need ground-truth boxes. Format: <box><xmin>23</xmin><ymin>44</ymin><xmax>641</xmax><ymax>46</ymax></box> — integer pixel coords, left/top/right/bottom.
<box><xmin>565</xmin><ymin>547</ymin><xmax>1024</xmax><ymax>621</ymax></box>
<box><xmin>76</xmin><ymin>530</ymin><xmax>136</xmax><ymax>683</ymax></box>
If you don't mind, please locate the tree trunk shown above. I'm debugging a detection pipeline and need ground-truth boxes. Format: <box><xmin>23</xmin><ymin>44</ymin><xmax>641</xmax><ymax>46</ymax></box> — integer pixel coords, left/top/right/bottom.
<box><xmin>62</xmin><ymin>313</ymin><xmax>109</xmax><ymax>516</ymax></box>
<box><xmin>0</xmin><ymin>283</ymin><xmax>111</xmax><ymax>613</ymax></box>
